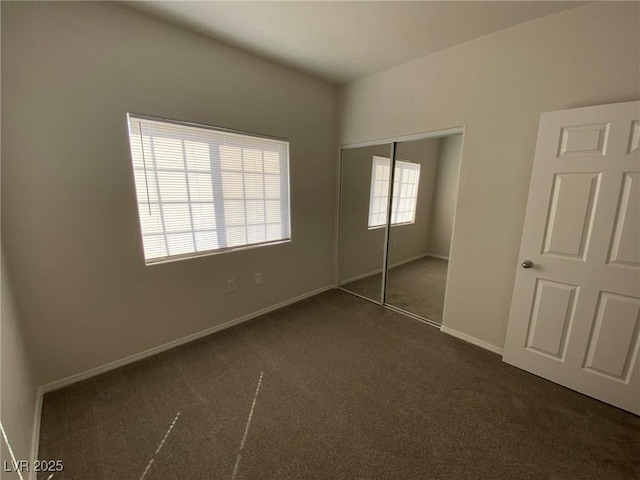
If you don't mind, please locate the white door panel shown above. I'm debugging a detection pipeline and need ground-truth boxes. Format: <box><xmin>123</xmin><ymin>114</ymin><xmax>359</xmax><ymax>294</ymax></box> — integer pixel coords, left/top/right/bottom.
<box><xmin>608</xmin><ymin>172</ymin><xmax>639</xmax><ymax>267</ymax></box>
<box><xmin>583</xmin><ymin>292</ymin><xmax>640</xmax><ymax>382</ymax></box>
<box><xmin>504</xmin><ymin>101</ymin><xmax>640</xmax><ymax>414</ymax></box>
<box><xmin>525</xmin><ymin>279</ymin><xmax>577</xmax><ymax>359</ymax></box>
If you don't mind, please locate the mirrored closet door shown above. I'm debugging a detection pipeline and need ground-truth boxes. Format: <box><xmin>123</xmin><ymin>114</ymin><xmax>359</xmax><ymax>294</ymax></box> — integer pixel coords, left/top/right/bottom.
<box><xmin>338</xmin><ymin>132</ymin><xmax>463</xmax><ymax>325</ymax></box>
<box><xmin>338</xmin><ymin>143</ymin><xmax>392</xmax><ymax>303</ymax></box>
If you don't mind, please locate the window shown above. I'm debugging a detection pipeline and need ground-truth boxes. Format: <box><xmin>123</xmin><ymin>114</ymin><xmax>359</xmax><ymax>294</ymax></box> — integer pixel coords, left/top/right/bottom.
<box><xmin>127</xmin><ymin>114</ymin><xmax>290</xmax><ymax>264</ymax></box>
<box><xmin>391</xmin><ymin>159</ymin><xmax>421</xmax><ymax>224</ymax></box>
<box><xmin>368</xmin><ymin>156</ymin><xmax>420</xmax><ymax>228</ymax></box>
<box><xmin>368</xmin><ymin>156</ymin><xmax>392</xmax><ymax>228</ymax></box>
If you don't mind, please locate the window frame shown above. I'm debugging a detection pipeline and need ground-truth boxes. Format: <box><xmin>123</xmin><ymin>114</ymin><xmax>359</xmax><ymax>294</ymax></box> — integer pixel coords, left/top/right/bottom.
<box><xmin>127</xmin><ymin>113</ymin><xmax>292</xmax><ymax>265</ymax></box>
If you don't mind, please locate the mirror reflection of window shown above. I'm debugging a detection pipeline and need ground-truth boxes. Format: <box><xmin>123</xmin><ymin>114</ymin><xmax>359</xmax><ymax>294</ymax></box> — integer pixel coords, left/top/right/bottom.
<box><xmin>367</xmin><ymin>156</ymin><xmax>421</xmax><ymax>229</ymax></box>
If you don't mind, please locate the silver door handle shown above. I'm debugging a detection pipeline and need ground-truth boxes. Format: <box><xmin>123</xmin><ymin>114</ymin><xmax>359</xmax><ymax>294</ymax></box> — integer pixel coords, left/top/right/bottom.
<box><xmin>522</xmin><ymin>260</ymin><xmax>534</xmax><ymax>269</ymax></box>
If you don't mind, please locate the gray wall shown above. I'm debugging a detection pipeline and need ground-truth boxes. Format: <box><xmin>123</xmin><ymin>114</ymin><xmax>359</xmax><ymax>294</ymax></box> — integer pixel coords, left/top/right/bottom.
<box><xmin>427</xmin><ymin>135</ymin><xmax>463</xmax><ymax>258</ymax></box>
<box><xmin>1</xmin><ymin>250</ymin><xmax>38</xmax><ymax>478</ymax></box>
<box><xmin>339</xmin><ymin>139</ymin><xmax>440</xmax><ymax>282</ymax></box>
<box><xmin>1</xmin><ymin>2</ymin><xmax>338</xmax><ymax>386</ymax></box>
<box><xmin>339</xmin><ymin>2</ymin><xmax>640</xmax><ymax>349</ymax></box>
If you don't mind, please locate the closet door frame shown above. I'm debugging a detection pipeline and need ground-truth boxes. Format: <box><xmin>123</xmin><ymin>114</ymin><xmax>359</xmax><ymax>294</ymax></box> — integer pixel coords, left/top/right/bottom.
<box><xmin>338</xmin><ymin>125</ymin><xmax>464</xmax><ymax>310</ymax></box>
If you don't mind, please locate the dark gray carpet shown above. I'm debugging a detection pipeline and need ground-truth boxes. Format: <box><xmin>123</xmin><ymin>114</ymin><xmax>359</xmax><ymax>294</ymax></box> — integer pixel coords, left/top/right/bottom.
<box><xmin>343</xmin><ymin>256</ymin><xmax>448</xmax><ymax>323</ymax></box>
<box><xmin>38</xmin><ymin>290</ymin><xmax>640</xmax><ymax>480</ymax></box>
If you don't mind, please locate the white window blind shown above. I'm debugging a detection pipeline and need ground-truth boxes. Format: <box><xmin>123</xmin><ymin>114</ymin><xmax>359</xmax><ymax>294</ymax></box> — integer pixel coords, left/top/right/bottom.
<box><xmin>368</xmin><ymin>156</ymin><xmax>420</xmax><ymax>228</ymax></box>
<box><xmin>127</xmin><ymin>114</ymin><xmax>291</xmax><ymax>264</ymax></box>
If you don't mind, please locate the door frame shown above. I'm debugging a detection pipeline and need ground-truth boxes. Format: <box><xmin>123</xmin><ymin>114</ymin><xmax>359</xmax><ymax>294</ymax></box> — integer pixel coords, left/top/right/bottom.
<box><xmin>336</xmin><ymin>125</ymin><xmax>466</xmax><ymax>329</ymax></box>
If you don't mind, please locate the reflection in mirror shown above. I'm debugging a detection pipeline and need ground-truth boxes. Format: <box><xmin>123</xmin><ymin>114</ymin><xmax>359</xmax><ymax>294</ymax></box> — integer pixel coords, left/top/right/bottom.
<box><xmin>385</xmin><ymin>134</ymin><xmax>462</xmax><ymax>324</ymax></box>
<box><xmin>338</xmin><ymin>143</ymin><xmax>392</xmax><ymax>303</ymax></box>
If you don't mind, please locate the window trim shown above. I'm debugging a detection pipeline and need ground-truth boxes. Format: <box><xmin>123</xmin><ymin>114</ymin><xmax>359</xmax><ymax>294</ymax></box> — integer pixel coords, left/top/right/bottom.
<box><xmin>127</xmin><ymin>113</ymin><xmax>292</xmax><ymax>265</ymax></box>
<box><xmin>138</xmin><ymin>237</ymin><xmax>292</xmax><ymax>266</ymax></box>
<box><xmin>129</xmin><ymin>113</ymin><xmax>288</xmax><ymax>143</ymax></box>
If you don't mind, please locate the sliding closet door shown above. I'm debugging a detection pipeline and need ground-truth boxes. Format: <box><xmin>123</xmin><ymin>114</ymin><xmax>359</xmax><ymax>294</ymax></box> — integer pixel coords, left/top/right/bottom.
<box><xmin>338</xmin><ymin>144</ymin><xmax>392</xmax><ymax>303</ymax></box>
<box><xmin>384</xmin><ymin>138</ymin><xmax>439</xmax><ymax>320</ymax></box>
<box><xmin>385</xmin><ymin>135</ymin><xmax>462</xmax><ymax>324</ymax></box>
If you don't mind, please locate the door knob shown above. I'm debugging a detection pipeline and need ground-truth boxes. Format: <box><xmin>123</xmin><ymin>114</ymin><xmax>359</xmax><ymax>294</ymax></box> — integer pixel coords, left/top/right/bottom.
<box><xmin>522</xmin><ymin>260</ymin><xmax>534</xmax><ymax>269</ymax></box>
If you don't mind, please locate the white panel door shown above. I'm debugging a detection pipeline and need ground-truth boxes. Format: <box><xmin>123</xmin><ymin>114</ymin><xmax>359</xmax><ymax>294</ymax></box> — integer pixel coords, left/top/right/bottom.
<box><xmin>504</xmin><ymin>101</ymin><xmax>640</xmax><ymax>414</ymax></box>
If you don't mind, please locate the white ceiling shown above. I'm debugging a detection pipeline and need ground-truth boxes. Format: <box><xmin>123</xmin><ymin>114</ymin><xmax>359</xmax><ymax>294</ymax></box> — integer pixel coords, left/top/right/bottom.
<box><xmin>124</xmin><ymin>1</ymin><xmax>588</xmax><ymax>84</ymax></box>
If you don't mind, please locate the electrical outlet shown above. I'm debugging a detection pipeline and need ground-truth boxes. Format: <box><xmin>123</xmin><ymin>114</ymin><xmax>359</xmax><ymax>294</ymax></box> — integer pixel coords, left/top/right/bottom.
<box><xmin>227</xmin><ymin>279</ymin><xmax>236</xmax><ymax>292</ymax></box>
<box><xmin>254</xmin><ymin>273</ymin><xmax>262</xmax><ymax>285</ymax></box>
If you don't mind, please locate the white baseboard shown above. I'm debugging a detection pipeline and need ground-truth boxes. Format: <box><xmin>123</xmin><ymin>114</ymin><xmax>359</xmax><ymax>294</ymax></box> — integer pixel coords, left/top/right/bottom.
<box><xmin>29</xmin><ymin>392</ymin><xmax>43</xmax><ymax>480</ymax></box>
<box><xmin>440</xmin><ymin>325</ymin><xmax>504</xmax><ymax>356</ymax></box>
<box><xmin>340</xmin><ymin>252</ymin><xmax>433</xmax><ymax>285</ymax></box>
<box><xmin>339</xmin><ymin>268</ymin><xmax>382</xmax><ymax>285</ymax></box>
<box><xmin>426</xmin><ymin>253</ymin><xmax>449</xmax><ymax>261</ymax></box>
<box><xmin>38</xmin><ymin>285</ymin><xmax>334</xmax><ymax>395</ymax></box>
<box><xmin>389</xmin><ymin>252</ymin><xmax>430</xmax><ymax>269</ymax></box>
